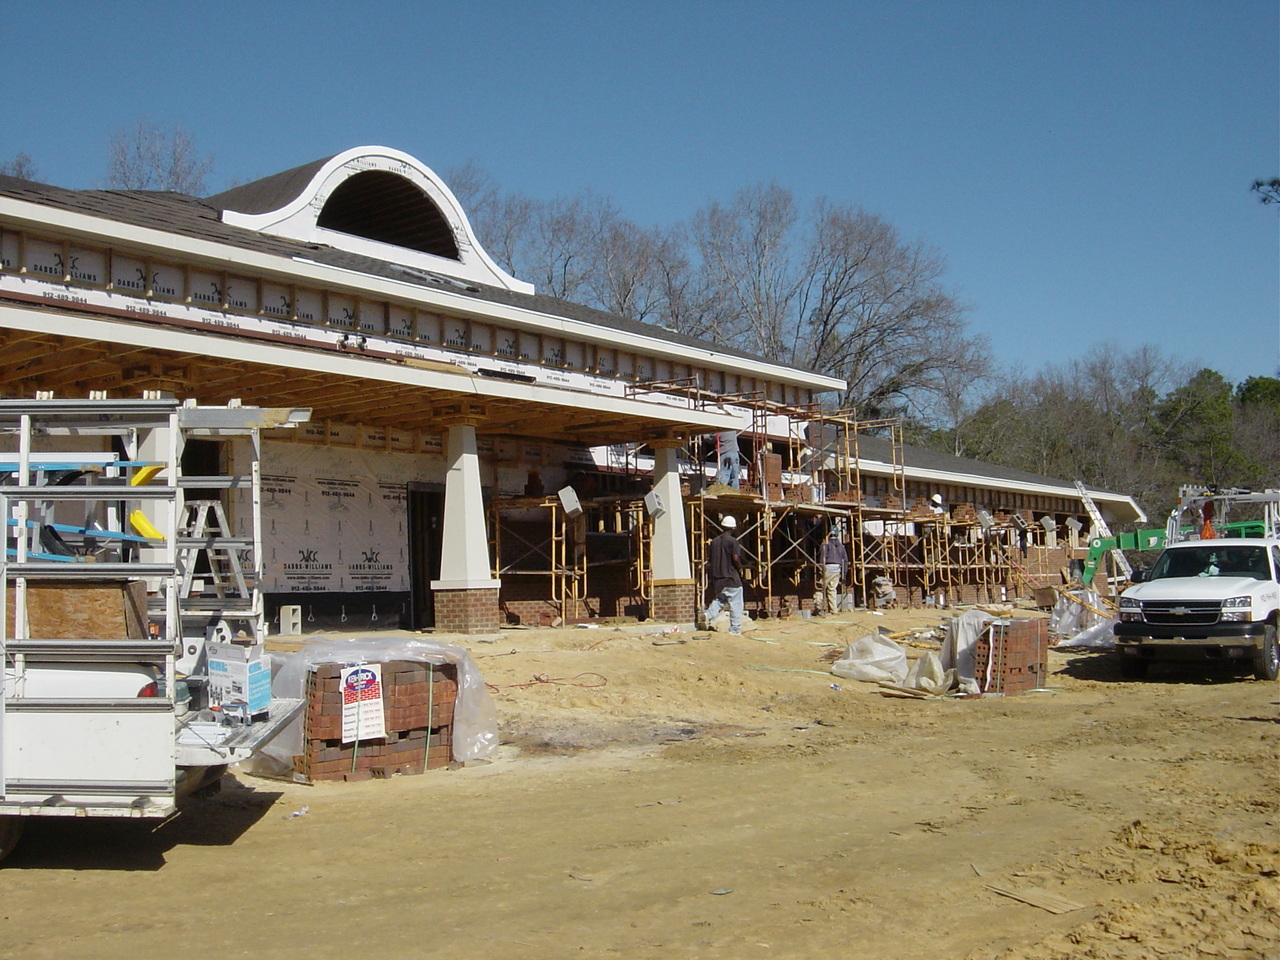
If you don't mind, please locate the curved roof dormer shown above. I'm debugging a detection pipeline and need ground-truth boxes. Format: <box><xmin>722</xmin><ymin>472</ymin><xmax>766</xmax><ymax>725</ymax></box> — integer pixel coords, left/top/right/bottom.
<box><xmin>208</xmin><ymin>146</ymin><xmax>533</xmax><ymax>294</ymax></box>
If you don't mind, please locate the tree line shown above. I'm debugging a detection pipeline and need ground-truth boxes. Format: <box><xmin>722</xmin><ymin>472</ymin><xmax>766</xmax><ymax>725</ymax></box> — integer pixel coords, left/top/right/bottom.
<box><xmin>449</xmin><ymin>163</ymin><xmax>1279</xmax><ymax>525</ymax></box>
<box><xmin>3</xmin><ymin>127</ymin><xmax>1276</xmax><ymax>525</ymax></box>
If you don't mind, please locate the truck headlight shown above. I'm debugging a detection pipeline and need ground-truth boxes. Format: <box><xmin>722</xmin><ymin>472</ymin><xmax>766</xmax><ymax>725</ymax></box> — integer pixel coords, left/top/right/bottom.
<box><xmin>1221</xmin><ymin>596</ymin><xmax>1252</xmax><ymax>622</ymax></box>
<box><xmin>1118</xmin><ymin>596</ymin><xmax>1142</xmax><ymax>622</ymax></box>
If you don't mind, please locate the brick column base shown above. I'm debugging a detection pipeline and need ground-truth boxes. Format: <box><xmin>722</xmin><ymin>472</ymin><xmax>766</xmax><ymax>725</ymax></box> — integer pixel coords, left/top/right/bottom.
<box><xmin>649</xmin><ymin>579</ymin><xmax>697</xmax><ymax>624</ymax></box>
<box><xmin>433</xmin><ymin>587</ymin><xmax>500</xmax><ymax>634</ymax></box>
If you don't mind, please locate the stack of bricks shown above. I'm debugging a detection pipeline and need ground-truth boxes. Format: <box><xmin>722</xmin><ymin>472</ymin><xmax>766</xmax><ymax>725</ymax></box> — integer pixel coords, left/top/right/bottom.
<box><xmin>827</xmin><ymin>489</ymin><xmax>863</xmax><ymax>504</ymax></box>
<box><xmin>972</xmin><ymin>618</ymin><xmax>1049</xmax><ymax>696</ymax></box>
<box><xmin>908</xmin><ymin>497</ymin><xmax>936</xmax><ymax>518</ymax></box>
<box><xmin>295</xmin><ymin>660</ymin><xmax>459</xmax><ymax>782</ymax></box>
<box><xmin>784</xmin><ymin>482</ymin><xmax>812</xmax><ymax>502</ymax></box>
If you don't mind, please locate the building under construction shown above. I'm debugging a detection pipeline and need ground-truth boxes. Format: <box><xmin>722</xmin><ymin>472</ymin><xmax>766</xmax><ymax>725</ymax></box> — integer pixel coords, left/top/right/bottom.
<box><xmin>0</xmin><ymin>146</ymin><xmax>1143</xmax><ymax>635</ymax></box>
<box><xmin>489</xmin><ymin>397</ymin><xmax>1143</xmax><ymax>626</ymax></box>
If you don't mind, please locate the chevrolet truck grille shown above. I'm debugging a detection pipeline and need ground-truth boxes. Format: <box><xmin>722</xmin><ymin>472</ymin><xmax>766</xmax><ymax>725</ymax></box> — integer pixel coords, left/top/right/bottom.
<box><xmin>1140</xmin><ymin>600</ymin><xmax>1221</xmax><ymax>626</ymax></box>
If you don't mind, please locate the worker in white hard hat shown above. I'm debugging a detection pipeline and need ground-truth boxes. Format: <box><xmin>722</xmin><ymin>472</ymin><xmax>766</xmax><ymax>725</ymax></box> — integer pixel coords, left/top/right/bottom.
<box><xmin>703</xmin><ymin>515</ymin><xmax>744</xmax><ymax>634</ymax></box>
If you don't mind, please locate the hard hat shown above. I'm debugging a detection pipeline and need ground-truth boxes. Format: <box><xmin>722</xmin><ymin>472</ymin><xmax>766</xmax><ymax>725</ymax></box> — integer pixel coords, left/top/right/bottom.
<box><xmin>721</xmin><ymin>515</ymin><xmax>737</xmax><ymax>529</ymax></box>
<box><xmin>930</xmin><ymin>494</ymin><xmax>943</xmax><ymax>505</ymax></box>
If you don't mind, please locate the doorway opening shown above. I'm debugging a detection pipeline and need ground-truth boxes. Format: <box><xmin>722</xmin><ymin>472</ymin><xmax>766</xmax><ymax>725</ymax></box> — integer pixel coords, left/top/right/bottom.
<box><xmin>407</xmin><ymin>482</ymin><xmax>445</xmax><ymax>629</ymax></box>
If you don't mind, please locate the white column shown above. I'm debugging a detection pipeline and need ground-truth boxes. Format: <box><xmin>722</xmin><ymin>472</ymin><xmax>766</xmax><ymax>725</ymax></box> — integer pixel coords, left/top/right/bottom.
<box><xmin>431</xmin><ymin>422</ymin><xmax>500</xmax><ymax>590</ymax></box>
<box><xmin>650</xmin><ymin>443</ymin><xmax>691</xmax><ymax>581</ymax></box>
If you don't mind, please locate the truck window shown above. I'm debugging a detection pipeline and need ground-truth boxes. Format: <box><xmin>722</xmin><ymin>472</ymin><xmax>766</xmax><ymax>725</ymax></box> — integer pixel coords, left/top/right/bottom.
<box><xmin>1219</xmin><ymin>546</ymin><xmax>1269</xmax><ymax>579</ymax></box>
<box><xmin>1150</xmin><ymin>545</ymin><xmax>1269</xmax><ymax>580</ymax></box>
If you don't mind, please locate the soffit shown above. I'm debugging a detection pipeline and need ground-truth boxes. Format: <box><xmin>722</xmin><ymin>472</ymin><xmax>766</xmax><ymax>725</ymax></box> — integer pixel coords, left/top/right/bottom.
<box><xmin>0</xmin><ymin>301</ymin><xmax>739</xmax><ymax>447</ymax></box>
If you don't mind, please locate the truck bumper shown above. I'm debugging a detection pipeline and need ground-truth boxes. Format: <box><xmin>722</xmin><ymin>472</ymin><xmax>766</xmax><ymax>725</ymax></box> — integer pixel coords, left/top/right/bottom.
<box><xmin>1114</xmin><ymin>621</ymin><xmax>1266</xmax><ymax>662</ymax></box>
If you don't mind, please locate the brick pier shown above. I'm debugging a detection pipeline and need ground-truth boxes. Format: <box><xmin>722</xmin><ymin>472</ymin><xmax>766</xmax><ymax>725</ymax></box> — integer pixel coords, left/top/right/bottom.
<box><xmin>649</xmin><ymin>579</ymin><xmax>697</xmax><ymax>624</ymax></box>
<box><xmin>433</xmin><ymin>586</ymin><xmax>500</xmax><ymax>634</ymax></box>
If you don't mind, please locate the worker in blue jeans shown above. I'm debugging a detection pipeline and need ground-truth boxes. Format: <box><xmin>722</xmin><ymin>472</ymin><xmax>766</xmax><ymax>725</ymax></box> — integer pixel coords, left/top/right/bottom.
<box><xmin>704</xmin><ymin>515</ymin><xmax>744</xmax><ymax>635</ymax></box>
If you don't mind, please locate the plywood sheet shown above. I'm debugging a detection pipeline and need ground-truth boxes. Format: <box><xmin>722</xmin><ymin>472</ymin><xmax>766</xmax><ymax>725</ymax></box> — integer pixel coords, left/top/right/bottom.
<box><xmin>5</xmin><ymin>580</ymin><xmax>148</xmax><ymax>639</ymax></box>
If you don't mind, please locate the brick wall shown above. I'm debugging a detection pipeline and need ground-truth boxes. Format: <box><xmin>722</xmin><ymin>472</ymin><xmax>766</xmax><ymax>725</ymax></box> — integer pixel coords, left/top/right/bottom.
<box><xmin>499</xmin><ymin>566</ymin><xmax>645</xmax><ymax>624</ymax></box>
<box><xmin>433</xmin><ymin>587</ymin><xmax>500</xmax><ymax>634</ymax></box>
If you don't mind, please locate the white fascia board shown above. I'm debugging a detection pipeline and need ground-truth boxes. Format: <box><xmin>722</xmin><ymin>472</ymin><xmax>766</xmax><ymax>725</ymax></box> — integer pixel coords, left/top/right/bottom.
<box><xmin>301</xmin><ymin>258</ymin><xmax>848</xmax><ymax>394</ymax></box>
<box><xmin>0</xmin><ymin>302</ymin><xmax>742</xmax><ymax>434</ymax></box>
<box><xmin>0</xmin><ymin>195</ymin><xmax>845</xmax><ymax>395</ymax></box>
<box><xmin>851</xmin><ymin>458</ymin><xmax>1147</xmax><ymax>522</ymax></box>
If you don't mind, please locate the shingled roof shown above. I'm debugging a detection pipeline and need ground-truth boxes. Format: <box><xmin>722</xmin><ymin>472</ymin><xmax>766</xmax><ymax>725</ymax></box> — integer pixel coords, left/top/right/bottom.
<box><xmin>205</xmin><ymin>157</ymin><xmax>332</xmax><ymax>216</ymax></box>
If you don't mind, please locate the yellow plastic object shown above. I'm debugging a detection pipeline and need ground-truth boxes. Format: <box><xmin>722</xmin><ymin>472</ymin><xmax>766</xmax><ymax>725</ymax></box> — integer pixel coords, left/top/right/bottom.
<box><xmin>128</xmin><ymin>509</ymin><xmax>164</xmax><ymax>541</ymax></box>
<box><xmin>129</xmin><ymin>463</ymin><xmax>164</xmax><ymax>486</ymax></box>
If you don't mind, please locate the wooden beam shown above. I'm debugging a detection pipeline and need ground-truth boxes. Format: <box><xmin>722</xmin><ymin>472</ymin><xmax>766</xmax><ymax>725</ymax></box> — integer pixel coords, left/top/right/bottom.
<box><xmin>0</xmin><ymin>344</ymin><xmax>112</xmax><ymax>381</ymax></box>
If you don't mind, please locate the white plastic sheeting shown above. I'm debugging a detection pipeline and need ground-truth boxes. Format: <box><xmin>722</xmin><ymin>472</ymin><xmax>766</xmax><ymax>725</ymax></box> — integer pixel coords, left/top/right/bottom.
<box><xmin>1050</xmin><ymin>589</ymin><xmax>1116</xmax><ymax>648</ymax></box>
<box><xmin>1058</xmin><ymin>618</ymin><xmax>1118</xmax><ymax>648</ymax></box>
<box><xmin>939</xmin><ymin>608</ymin><xmax>996</xmax><ymax>684</ymax></box>
<box><xmin>831</xmin><ymin>634</ymin><xmax>909</xmax><ymax>684</ymax></box>
<box><xmin>261</xmin><ymin>637</ymin><xmax>499</xmax><ymax>774</ymax></box>
<box><xmin>899</xmin><ymin>651</ymin><xmax>956</xmax><ymax>696</ymax></box>
<box><xmin>1050</xmin><ymin>588</ymin><xmax>1102</xmax><ymax>635</ymax></box>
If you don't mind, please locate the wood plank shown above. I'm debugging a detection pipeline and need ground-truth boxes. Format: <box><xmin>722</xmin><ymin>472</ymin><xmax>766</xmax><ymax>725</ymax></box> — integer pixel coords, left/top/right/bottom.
<box><xmin>984</xmin><ymin>884</ymin><xmax>1088</xmax><ymax>914</ymax></box>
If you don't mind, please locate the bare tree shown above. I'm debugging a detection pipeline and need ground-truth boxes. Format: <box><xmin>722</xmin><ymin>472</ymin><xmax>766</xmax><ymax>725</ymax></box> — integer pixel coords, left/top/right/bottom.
<box><xmin>956</xmin><ymin>345</ymin><xmax>1197</xmax><ymax>518</ymax></box>
<box><xmin>443</xmin><ymin>159</ymin><xmax>499</xmax><ymax>219</ymax></box>
<box><xmin>792</xmin><ymin>201</ymin><xmax>980</xmax><ymax>415</ymax></box>
<box><xmin>437</xmin><ymin>167</ymin><xmax>987</xmax><ymax>414</ymax></box>
<box><xmin>104</xmin><ymin>121</ymin><xmax>213</xmax><ymax>194</ymax></box>
<box><xmin>911</xmin><ymin>338</ymin><xmax>996</xmax><ymax>455</ymax></box>
<box><xmin>526</xmin><ymin>193</ymin><xmax>626</xmax><ymax>301</ymax></box>
<box><xmin>1252</xmin><ymin>177</ymin><xmax>1280</xmax><ymax>205</ymax></box>
<box><xmin>651</xmin><ymin>232</ymin><xmax>739</xmax><ymax>343</ymax></box>
<box><xmin>684</xmin><ymin>187</ymin><xmax>983</xmax><ymax>415</ymax></box>
<box><xmin>0</xmin><ymin>152</ymin><xmax>38</xmax><ymax>180</ymax></box>
<box><xmin>690</xmin><ymin>183</ymin><xmax>801</xmax><ymax>360</ymax></box>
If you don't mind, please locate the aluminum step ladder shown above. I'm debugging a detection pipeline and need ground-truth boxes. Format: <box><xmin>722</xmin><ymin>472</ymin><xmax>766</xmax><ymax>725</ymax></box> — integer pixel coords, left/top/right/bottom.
<box><xmin>177</xmin><ymin>499</ymin><xmax>253</xmax><ymax>604</ymax></box>
<box><xmin>1075</xmin><ymin>480</ymin><xmax>1132</xmax><ymax>580</ymax></box>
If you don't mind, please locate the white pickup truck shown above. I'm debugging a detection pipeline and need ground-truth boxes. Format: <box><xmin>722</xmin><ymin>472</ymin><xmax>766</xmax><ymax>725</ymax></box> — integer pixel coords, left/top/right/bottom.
<box><xmin>1114</xmin><ymin>538</ymin><xmax>1280</xmax><ymax>681</ymax></box>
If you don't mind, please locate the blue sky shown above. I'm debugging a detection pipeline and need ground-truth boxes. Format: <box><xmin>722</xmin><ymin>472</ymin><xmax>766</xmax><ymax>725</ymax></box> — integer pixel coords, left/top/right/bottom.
<box><xmin>5</xmin><ymin>1</ymin><xmax>1277</xmax><ymax>387</ymax></box>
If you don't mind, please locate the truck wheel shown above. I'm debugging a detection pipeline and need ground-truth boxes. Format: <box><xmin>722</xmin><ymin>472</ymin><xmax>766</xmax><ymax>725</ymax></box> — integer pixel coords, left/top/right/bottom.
<box><xmin>1119</xmin><ymin>656</ymin><xmax>1148</xmax><ymax>680</ymax></box>
<box><xmin>1254</xmin><ymin>624</ymin><xmax>1279</xmax><ymax>681</ymax></box>
<box><xmin>0</xmin><ymin>816</ymin><xmax>25</xmax><ymax>864</ymax></box>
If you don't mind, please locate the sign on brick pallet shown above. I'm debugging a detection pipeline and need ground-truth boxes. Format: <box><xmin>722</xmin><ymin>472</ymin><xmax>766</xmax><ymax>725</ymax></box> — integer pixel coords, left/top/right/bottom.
<box><xmin>973</xmin><ymin>618</ymin><xmax>1049</xmax><ymax>696</ymax></box>
<box><xmin>297</xmin><ymin>660</ymin><xmax>460</xmax><ymax>781</ymax></box>
<box><xmin>340</xmin><ymin>663</ymin><xmax>386</xmax><ymax>743</ymax></box>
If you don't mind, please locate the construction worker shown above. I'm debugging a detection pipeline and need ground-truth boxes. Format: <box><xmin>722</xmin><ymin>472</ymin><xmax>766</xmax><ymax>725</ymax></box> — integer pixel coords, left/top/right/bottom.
<box><xmin>818</xmin><ymin>528</ymin><xmax>849</xmax><ymax>616</ymax></box>
<box><xmin>703</xmin><ymin>516</ymin><xmax>744</xmax><ymax>635</ymax></box>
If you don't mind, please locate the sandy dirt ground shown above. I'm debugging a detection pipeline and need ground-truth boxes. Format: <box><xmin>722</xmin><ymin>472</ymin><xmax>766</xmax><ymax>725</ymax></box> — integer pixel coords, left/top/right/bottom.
<box><xmin>1</xmin><ymin>605</ymin><xmax>1277</xmax><ymax>960</ymax></box>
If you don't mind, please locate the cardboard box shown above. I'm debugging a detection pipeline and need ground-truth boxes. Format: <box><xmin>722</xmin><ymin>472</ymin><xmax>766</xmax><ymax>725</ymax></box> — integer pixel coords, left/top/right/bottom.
<box><xmin>206</xmin><ymin>641</ymin><xmax>271</xmax><ymax>714</ymax></box>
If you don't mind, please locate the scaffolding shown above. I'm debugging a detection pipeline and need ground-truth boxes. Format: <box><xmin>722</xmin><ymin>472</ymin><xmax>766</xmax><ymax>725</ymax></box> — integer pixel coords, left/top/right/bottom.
<box><xmin>488</xmin><ymin>493</ymin><xmax>652</xmax><ymax>623</ymax></box>
<box><xmin>488</xmin><ymin>495</ymin><xmax>586</xmax><ymax>622</ymax></box>
<box><xmin>485</xmin><ymin>396</ymin><xmax>1059</xmax><ymax>621</ymax></box>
